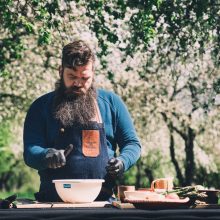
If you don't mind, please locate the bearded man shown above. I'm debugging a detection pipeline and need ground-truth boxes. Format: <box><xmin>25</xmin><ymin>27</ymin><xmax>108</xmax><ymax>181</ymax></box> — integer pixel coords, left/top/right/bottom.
<box><xmin>23</xmin><ymin>40</ymin><xmax>141</xmax><ymax>202</ymax></box>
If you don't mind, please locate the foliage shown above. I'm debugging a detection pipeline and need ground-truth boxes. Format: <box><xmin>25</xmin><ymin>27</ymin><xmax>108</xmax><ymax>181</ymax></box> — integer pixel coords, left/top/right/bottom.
<box><xmin>86</xmin><ymin>0</ymin><xmax>220</xmax><ymax>65</ymax></box>
<box><xmin>0</xmin><ymin>0</ymin><xmax>62</xmax><ymax>71</ymax></box>
<box><xmin>0</xmin><ymin>121</ymin><xmax>15</xmax><ymax>190</ymax></box>
<box><xmin>0</xmin><ymin>150</ymin><xmax>15</xmax><ymax>190</ymax></box>
<box><xmin>121</xmin><ymin>149</ymin><xmax>177</xmax><ymax>188</ymax></box>
<box><xmin>0</xmin><ymin>190</ymin><xmax>35</xmax><ymax>200</ymax></box>
<box><xmin>0</xmin><ymin>0</ymin><xmax>220</xmax><ymax>193</ymax></box>
<box><xmin>0</xmin><ymin>121</ymin><xmax>39</xmax><ymax>193</ymax></box>
<box><xmin>195</xmin><ymin>166</ymin><xmax>220</xmax><ymax>189</ymax></box>
<box><xmin>85</xmin><ymin>0</ymin><xmax>160</xmax><ymax>57</ymax></box>
<box><xmin>88</xmin><ymin>0</ymin><xmax>220</xmax><ymax>186</ymax></box>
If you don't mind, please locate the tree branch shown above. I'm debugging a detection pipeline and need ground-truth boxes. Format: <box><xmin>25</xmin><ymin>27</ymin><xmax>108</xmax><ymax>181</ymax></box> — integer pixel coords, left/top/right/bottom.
<box><xmin>0</xmin><ymin>93</ymin><xmax>26</xmax><ymax>103</ymax></box>
<box><xmin>161</xmin><ymin>112</ymin><xmax>187</xmax><ymax>140</ymax></box>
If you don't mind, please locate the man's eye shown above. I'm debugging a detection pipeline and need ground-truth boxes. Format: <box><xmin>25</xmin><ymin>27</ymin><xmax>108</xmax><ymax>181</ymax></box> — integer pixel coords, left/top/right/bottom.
<box><xmin>82</xmin><ymin>78</ymin><xmax>89</xmax><ymax>81</ymax></box>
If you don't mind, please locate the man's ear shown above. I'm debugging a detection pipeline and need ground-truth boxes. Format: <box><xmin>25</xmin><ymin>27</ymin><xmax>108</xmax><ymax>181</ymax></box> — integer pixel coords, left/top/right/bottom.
<box><xmin>58</xmin><ymin>66</ymin><xmax>63</xmax><ymax>78</ymax></box>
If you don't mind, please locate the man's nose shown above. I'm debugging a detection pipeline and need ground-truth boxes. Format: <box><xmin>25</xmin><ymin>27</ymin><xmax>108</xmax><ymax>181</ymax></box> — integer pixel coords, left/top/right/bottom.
<box><xmin>72</xmin><ymin>79</ymin><xmax>82</xmax><ymax>87</ymax></box>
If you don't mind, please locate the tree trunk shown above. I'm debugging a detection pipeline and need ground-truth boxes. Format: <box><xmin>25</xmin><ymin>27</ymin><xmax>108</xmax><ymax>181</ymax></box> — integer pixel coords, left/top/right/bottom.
<box><xmin>135</xmin><ymin>161</ymin><xmax>141</xmax><ymax>188</ymax></box>
<box><xmin>169</xmin><ymin>130</ymin><xmax>184</xmax><ymax>186</ymax></box>
<box><xmin>184</xmin><ymin>127</ymin><xmax>195</xmax><ymax>186</ymax></box>
<box><xmin>144</xmin><ymin>167</ymin><xmax>154</xmax><ymax>185</ymax></box>
<box><xmin>0</xmin><ymin>159</ymin><xmax>20</xmax><ymax>191</ymax></box>
<box><xmin>161</xmin><ymin>112</ymin><xmax>196</xmax><ymax>186</ymax></box>
<box><xmin>0</xmin><ymin>178</ymin><xmax>3</xmax><ymax>190</ymax></box>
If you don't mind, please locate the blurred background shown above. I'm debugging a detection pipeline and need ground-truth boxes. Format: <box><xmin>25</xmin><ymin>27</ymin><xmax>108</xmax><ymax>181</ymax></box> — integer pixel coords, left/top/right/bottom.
<box><xmin>0</xmin><ymin>0</ymin><xmax>220</xmax><ymax>199</ymax></box>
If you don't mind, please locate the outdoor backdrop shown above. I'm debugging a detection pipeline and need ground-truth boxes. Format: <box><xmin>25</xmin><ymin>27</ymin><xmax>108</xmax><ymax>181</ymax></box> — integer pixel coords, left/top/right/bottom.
<box><xmin>0</xmin><ymin>0</ymin><xmax>220</xmax><ymax>198</ymax></box>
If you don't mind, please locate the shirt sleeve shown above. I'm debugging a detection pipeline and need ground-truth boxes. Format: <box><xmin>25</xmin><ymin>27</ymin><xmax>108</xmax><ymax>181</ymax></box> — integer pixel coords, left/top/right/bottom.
<box><xmin>23</xmin><ymin>99</ymin><xmax>49</xmax><ymax>170</ymax></box>
<box><xmin>112</xmin><ymin>93</ymin><xmax>141</xmax><ymax>171</ymax></box>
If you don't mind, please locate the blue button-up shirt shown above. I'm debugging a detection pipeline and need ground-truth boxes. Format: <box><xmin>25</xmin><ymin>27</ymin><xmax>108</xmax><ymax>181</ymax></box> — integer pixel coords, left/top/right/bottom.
<box><xmin>23</xmin><ymin>89</ymin><xmax>141</xmax><ymax>172</ymax></box>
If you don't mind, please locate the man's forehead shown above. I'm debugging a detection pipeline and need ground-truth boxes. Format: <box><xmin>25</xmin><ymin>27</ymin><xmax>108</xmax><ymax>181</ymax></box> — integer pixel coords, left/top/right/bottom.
<box><xmin>64</xmin><ymin>64</ymin><xmax>93</xmax><ymax>76</ymax></box>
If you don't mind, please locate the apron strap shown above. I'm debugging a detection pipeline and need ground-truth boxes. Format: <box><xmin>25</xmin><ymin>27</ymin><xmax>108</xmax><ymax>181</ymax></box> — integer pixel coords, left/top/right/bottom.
<box><xmin>94</xmin><ymin>100</ymin><xmax>102</xmax><ymax>123</ymax></box>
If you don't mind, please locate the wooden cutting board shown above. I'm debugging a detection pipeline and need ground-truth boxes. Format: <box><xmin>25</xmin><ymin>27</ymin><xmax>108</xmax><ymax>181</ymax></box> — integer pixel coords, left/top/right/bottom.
<box><xmin>16</xmin><ymin>201</ymin><xmax>110</xmax><ymax>209</ymax></box>
<box><xmin>112</xmin><ymin>201</ymin><xmax>220</xmax><ymax>209</ymax></box>
<box><xmin>190</xmin><ymin>204</ymin><xmax>220</xmax><ymax>209</ymax></box>
<box><xmin>112</xmin><ymin>201</ymin><xmax>135</xmax><ymax>209</ymax></box>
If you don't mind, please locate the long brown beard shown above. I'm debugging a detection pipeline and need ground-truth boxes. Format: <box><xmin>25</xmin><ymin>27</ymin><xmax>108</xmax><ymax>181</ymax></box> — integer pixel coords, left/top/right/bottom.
<box><xmin>53</xmin><ymin>79</ymin><xmax>97</xmax><ymax>127</ymax></box>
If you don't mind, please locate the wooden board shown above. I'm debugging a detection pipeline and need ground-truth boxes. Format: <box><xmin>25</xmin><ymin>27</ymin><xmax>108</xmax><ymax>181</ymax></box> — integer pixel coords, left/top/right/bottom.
<box><xmin>16</xmin><ymin>203</ymin><xmax>52</xmax><ymax>209</ymax></box>
<box><xmin>112</xmin><ymin>201</ymin><xmax>220</xmax><ymax>210</ymax></box>
<box><xmin>112</xmin><ymin>201</ymin><xmax>135</xmax><ymax>209</ymax></box>
<box><xmin>191</xmin><ymin>204</ymin><xmax>220</xmax><ymax>209</ymax></box>
<box><xmin>16</xmin><ymin>201</ymin><xmax>110</xmax><ymax>209</ymax></box>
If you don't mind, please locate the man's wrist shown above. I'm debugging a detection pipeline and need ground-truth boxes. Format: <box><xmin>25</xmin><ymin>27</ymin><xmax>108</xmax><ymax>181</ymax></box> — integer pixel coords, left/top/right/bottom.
<box><xmin>116</xmin><ymin>156</ymin><xmax>126</xmax><ymax>172</ymax></box>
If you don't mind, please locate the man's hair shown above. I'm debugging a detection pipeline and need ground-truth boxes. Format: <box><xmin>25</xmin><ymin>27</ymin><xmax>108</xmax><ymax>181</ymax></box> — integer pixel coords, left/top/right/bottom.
<box><xmin>62</xmin><ymin>40</ymin><xmax>95</xmax><ymax>69</ymax></box>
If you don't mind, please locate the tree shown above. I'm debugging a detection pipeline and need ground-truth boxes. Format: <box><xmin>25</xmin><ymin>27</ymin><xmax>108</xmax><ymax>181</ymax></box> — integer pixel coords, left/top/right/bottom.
<box><xmin>0</xmin><ymin>0</ymin><xmax>220</xmax><ymax>189</ymax></box>
<box><xmin>85</xmin><ymin>0</ymin><xmax>220</xmax><ymax>186</ymax></box>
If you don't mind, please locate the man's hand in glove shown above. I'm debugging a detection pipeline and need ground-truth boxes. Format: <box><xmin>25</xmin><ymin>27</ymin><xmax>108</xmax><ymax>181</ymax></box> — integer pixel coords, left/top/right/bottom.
<box><xmin>45</xmin><ymin>148</ymin><xmax>66</xmax><ymax>169</ymax></box>
<box><xmin>45</xmin><ymin>144</ymin><xmax>73</xmax><ymax>169</ymax></box>
<box><xmin>106</xmin><ymin>158</ymin><xmax>124</xmax><ymax>178</ymax></box>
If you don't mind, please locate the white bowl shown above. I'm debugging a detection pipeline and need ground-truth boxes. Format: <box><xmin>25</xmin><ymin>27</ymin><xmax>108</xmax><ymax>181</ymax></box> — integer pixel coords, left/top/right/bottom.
<box><xmin>52</xmin><ymin>179</ymin><xmax>104</xmax><ymax>203</ymax></box>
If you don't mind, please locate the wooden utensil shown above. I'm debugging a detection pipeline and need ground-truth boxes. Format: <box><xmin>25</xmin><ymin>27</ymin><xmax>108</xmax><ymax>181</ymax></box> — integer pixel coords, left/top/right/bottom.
<box><xmin>64</xmin><ymin>144</ymin><xmax>74</xmax><ymax>157</ymax></box>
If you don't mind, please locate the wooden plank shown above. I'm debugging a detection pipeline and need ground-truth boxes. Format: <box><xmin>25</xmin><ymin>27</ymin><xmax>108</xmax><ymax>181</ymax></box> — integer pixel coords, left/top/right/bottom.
<box><xmin>112</xmin><ymin>201</ymin><xmax>135</xmax><ymax>209</ymax></box>
<box><xmin>16</xmin><ymin>201</ymin><xmax>110</xmax><ymax>209</ymax></box>
<box><xmin>16</xmin><ymin>203</ymin><xmax>52</xmax><ymax>209</ymax></box>
<box><xmin>112</xmin><ymin>201</ymin><xmax>220</xmax><ymax>210</ymax></box>
<box><xmin>190</xmin><ymin>204</ymin><xmax>220</xmax><ymax>209</ymax></box>
<box><xmin>52</xmin><ymin>201</ymin><xmax>109</xmax><ymax>208</ymax></box>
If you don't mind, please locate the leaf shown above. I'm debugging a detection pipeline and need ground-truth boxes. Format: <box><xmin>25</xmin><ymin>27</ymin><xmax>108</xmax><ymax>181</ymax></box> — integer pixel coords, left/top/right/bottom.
<box><xmin>38</xmin><ymin>28</ymin><xmax>51</xmax><ymax>45</ymax></box>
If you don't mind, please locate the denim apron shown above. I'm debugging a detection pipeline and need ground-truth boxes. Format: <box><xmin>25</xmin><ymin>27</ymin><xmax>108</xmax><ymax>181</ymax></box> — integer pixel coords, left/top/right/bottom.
<box><xmin>35</xmin><ymin>104</ymin><xmax>114</xmax><ymax>202</ymax></box>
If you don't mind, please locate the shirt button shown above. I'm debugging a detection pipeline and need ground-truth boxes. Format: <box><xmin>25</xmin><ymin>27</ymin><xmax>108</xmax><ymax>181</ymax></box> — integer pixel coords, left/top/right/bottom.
<box><xmin>60</xmin><ymin>128</ymin><xmax>65</xmax><ymax>133</ymax></box>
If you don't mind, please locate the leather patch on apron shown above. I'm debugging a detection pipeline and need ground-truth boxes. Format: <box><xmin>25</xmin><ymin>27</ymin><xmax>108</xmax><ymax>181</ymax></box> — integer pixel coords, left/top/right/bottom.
<box><xmin>82</xmin><ymin>130</ymin><xmax>100</xmax><ymax>157</ymax></box>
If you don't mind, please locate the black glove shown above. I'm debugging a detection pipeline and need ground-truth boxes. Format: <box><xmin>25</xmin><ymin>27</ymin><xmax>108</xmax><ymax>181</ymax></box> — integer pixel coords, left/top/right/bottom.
<box><xmin>106</xmin><ymin>158</ymin><xmax>124</xmax><ymax>178</ymax></box>
<box><xmin>45</xmin><ymin>148</ymin><xmax>66</xmax><ymax>169</ymax></box>
<box><xmin>45</xmin><ymin>144</ymin><xmax>74</xmax><ymax>169</ymax></box>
